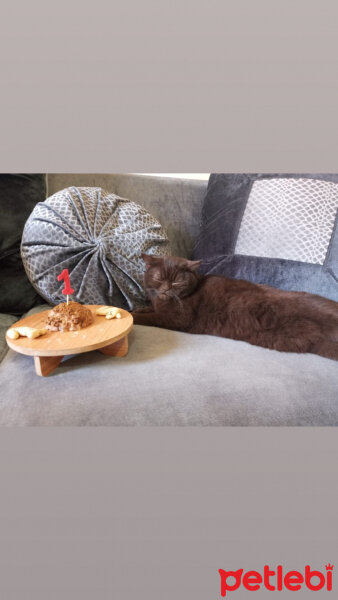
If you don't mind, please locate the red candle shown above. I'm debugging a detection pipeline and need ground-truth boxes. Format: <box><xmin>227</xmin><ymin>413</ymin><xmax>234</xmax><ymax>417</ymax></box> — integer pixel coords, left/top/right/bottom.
<box><xmin>57</xmin><ymin>269</ymin><xmax>75</xmax><ymax>299</ymax></box>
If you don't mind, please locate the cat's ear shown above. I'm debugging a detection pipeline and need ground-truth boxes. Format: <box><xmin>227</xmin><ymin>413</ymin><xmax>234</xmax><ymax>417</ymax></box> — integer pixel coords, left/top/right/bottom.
<box><xmin>141</xmin><ymin>253</ymin><xmax>159</xmax><ymax>270</ymax></box>
<box><xmin>186</xmin><ymin>259</ymin><xmax>202</xmax><ymax>271</ymax></box>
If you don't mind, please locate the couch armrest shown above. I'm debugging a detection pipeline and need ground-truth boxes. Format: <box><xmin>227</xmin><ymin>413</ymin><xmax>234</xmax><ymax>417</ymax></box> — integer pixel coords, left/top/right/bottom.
<box><xmin>0</xmin><ymin>313</ymin><xmax>17</xmax><ymax>362</ymax></box>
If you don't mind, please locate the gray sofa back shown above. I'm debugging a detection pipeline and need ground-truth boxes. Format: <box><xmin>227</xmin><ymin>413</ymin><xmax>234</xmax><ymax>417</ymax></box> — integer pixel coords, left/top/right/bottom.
<box><xmin>47</xmin><ymin>174</ymin><xmax>208</xmax><ymax>258</ymax></box>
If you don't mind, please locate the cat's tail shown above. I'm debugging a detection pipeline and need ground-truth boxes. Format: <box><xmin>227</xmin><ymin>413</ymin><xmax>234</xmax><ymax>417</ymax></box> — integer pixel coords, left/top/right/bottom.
<box><xmin>301</xmin><ymin>293</ymin><xmax>338</xmax><ymax>324</ymax></box>
<box><xmin>299</xmin><ymin>294</ymin><xmax>338</xmax><ymax>342</ymax></box>
<box><xmin>322</xmin><ymin>321</ymin><xmax>338</xmax><ymax>343</ymax></box>
<box><xmin>327</xmin><ymin>328</ymin><xmax>338</xmax><ymax>343</ymax></box>
<box><xmin>312</xmin><ymin>339</ymin><xmax>338</xmax><ymax>361</ymax></box>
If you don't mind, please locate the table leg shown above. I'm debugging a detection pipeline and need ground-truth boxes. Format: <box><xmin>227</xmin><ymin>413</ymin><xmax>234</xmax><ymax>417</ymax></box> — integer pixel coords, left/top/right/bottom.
<box><xmin>99</xmin><ymin>335</ymin><xmax>129</xmax><ymax>357</ymax></box>
<box><xmin>34</xmin><ymin>355</ymin><xmax>63</xmax><ymax>376</ymax></box>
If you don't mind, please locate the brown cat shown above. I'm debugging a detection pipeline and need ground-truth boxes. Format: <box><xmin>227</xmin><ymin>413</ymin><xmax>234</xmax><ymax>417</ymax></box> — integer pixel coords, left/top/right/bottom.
<box><xmin>132</xmin><ymin>254</ymin><xmax>338</xmax><ymax>361</ymax></box>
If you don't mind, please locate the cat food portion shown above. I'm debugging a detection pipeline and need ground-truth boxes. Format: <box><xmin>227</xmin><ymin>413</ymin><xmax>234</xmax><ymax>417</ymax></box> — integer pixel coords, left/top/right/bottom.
<box><xmin>96</xmin><ymin>306</ymin><xmax>122</xmax><ymax>319</ymax></box>
<box><xmin>7</xmin><ymin>326</ymin><xmax>47</xmax><ymax>340</ymax></box>
<box><xmin>46</xmin><ymin>301</ymin><xmax>94</xmax><ymax>332</ymax></box>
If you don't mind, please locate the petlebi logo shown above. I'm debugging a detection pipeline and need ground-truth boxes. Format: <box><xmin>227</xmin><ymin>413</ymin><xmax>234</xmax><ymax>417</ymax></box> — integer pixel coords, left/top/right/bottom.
<box><xmin>218</xmin><ymin>564</ymin><xmax>333</xmax><ymax>596</ymax></box>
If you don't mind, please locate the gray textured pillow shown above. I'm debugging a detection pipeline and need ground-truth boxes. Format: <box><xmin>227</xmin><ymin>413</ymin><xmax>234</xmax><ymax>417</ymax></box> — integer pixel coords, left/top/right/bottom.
<box><xmin>21</xmin><ymin>186</ymin><xmax>170</xmax><ymax>310</ymax></box>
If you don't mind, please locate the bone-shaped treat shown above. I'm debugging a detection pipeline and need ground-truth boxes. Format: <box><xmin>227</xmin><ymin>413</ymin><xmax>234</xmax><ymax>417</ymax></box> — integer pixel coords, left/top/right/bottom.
<box><xmin>7</xmin><ymin>326</ymin><xmax>47</xmax><ymax>340</ymax></box>
<box><xmin>96</xmin><ymin>306</ymin><xmax>122</xmax><ymax>319</ymax></box>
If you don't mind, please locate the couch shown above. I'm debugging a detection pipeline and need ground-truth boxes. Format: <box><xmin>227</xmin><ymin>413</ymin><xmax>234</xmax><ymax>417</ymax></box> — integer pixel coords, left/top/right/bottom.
<box><xmin>1</xmin><ymin>174</ymin><xmax>337</xmax><ymax>426</ymax></box>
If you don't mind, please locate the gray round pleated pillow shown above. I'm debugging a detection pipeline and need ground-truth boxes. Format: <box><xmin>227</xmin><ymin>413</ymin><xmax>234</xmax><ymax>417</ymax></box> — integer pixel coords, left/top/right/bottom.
<box><xmin>21</xmin><ymin>186</ymin><xmax>171</xmax><ymax>310</ymax></box>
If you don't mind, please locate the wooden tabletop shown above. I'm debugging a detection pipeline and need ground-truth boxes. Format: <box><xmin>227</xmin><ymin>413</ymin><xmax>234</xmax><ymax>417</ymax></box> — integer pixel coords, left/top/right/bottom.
<box><xmin>6</xmin><ymin>305</ymin><xmax>134</xmax><ymax>357</ymax></box>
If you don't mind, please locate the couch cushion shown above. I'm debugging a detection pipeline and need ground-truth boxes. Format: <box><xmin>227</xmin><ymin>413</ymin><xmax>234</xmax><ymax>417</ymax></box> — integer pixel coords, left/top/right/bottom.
<box><xmin>0</xmin><ymin>174</ymin><xmax>46</xmax><ymax>314</ymax></box>
<box><xmin>21</xmin><ymin>186</ymin><xmax>170</xmax><ymax>310</ymax></box>
<box><xmin>112</xmin><ymin>174</ymin><xmax>207</xmax><ymax>258</ymax></box>
<box><xmin>194</xmin><ymin>174</ymin><xmax>338</xmax><ymax>301</ymax></box>
<box><xmin>0</xmin><ymin>321</ymin><xmax>337</xmax><ymax>426</ymax></box>
<box><xmin>46</xmin><ymin>174</ymin><xmax>208</xmax><ymax>259</ymax></box>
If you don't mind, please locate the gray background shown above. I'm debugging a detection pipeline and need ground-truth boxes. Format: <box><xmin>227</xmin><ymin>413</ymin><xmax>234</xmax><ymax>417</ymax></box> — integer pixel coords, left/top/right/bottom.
<box><xmin>1</xmin><ymin>0</ymin><xmax>338</xmax><ymax>598</ymax></box>
<box><xmin>1</xmin><ymin>0</ymin><xmax>338</xmax><ymax>171</ymax></box>
<box><xmin>0</xmin><ymin>429</ymin><xmax>336</xmax><ymax>599</ymax></box>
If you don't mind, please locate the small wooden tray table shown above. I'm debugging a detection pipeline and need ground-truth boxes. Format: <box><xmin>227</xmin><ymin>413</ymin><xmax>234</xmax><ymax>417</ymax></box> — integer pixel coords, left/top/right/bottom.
<box><xmin>6</xmin><ymin>305</ymin><xmax>133</xmax><ymax>376</ymax></box>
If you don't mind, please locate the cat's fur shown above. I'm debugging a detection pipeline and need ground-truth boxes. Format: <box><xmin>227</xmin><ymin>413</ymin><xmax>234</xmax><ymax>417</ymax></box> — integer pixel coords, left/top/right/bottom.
<box><xmin>132</xmin><ymin>254</ymin><xmax>338</xmax><ymax>360</ymax></box>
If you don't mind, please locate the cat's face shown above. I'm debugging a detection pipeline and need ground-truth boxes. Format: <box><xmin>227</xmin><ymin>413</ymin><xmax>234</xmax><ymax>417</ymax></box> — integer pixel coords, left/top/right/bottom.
<box><xmin>141</xmin><ymin>254</ymin><xmax>201</xmax><ymax>302</ymax></box>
